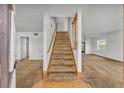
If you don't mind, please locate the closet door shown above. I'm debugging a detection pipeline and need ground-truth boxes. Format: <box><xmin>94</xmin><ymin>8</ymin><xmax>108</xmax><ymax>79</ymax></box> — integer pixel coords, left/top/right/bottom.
<box><xmin>0</xmin><ymin>4</ymin><xmax>12</xmax><ymax>88</ymax></box>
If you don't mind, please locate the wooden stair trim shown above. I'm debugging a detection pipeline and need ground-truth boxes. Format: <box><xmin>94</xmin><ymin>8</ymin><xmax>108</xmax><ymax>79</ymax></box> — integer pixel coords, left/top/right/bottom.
<box><xmin>67</xmin><ymin>32</ymin><xmax>78</xmax><ymax>74</ymax></box>
<box><xmin>47</xmin><ymin>31</ymin><xmax>57</xmax><ymax>76</ymax></box>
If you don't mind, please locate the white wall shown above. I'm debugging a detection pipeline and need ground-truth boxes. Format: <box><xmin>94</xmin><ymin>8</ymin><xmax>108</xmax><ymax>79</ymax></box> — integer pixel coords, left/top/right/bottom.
<box><xmin>16</xmin><ymin>32</ymin><xmax>43</xmax><ymax>60</ymax></box>
<box><xmin>43</xmin><ymin>12</ymin><xmax>57</xmax><ymax>71</ymax></box>
<box><xmin>77</xmin><ymin>11</ymin><xmax>82</xmax><ymax>72</ymax></box>
<box><xmin>89</xmin><ymin>31</ymin><xmax>123</xmax><ymax>61</ymax></box>
<box><xmin>47</xmin><ymin>17</ymin><xmax>56</xmax><ymax>70</ymax></box>
<box><xmin>47</xmin><ymin>17</ymin><xmax>56</xmax><ymax>50</ymax></box>
<box><xmin>85</xmin><ymin>38</ymin><xmax>92</xmax><ymax>54</ymax></box>
<box><xmin>56</xmin><ymin>17</ymin><xmax>68</xmax><ymax>31</ymax></box>
<box><xmin>43</xmin><ymin>12</ymin><xmax>49</xmax><ymax>71</ymax></box>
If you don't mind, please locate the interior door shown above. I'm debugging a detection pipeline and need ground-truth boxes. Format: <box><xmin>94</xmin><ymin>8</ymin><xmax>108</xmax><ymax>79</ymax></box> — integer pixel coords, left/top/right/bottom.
<box><xmin>26</xmin><ymin>37</ymin><xmax>29</xmax><ymax>58</ymax></box>
<box><xmin>21</xmin><ymin>37</ymin><xmax>27</xmax><ymax>59</ymax></box>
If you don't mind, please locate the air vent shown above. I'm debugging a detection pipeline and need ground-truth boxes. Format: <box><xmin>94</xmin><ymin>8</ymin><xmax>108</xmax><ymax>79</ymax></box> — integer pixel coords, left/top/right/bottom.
<box><xmin>34</xmin><ymin>33</ymin><xmax>38</xmax><ymax>36</ymax></box>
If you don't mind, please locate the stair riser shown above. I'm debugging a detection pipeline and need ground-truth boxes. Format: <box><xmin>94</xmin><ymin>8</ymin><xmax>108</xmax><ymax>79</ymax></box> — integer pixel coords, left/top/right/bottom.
<box><xmin>48</xmin><ymin>75</ymin><xmax>77</xmax><ymax>81</ymax></box>
<box><xmin>55</xmin><ymin>42</ymin><xmax>70</xmax><ymax>45</ymax></box>
<box><xmin>48</xmin><ymin>71</ymin><xmax>76</xmax><ymax>73</ymax></box>
<box><xmin>52</xmin><ymin>56</ymin><xmax>73</xmax><ymax>59</ymax></box>
<box><xmin>53</xmin><ymin>49</ymin><xmax>71</xmax><ymax>51</ymax></box>
<box><xmin>51</xmin><ymin>64</ymin><xmax>75</xmax><ymax>66</ymax></box>
<box><xmin>54</xmin><ymin>45</ymin><xmax>70</xmax><ymax>48</ymax></box>
<box><xmin>53</xmin><ymin>51</ymin><xmax>72</xmax><ymax>54</ymax></box>
<box><xmin>54</xmin><ymin>45</ymin><xmax>70</xmax><ymax>47</ymax></box>
<box><xmin>51</xmin><ymin>58</ymin><xmax>73</xmax><ymax>60</ymax></box>
<box><xmin>54</xmin><ymin>48</ymin><xmax>71</xmax><ymax>50</ymax></box>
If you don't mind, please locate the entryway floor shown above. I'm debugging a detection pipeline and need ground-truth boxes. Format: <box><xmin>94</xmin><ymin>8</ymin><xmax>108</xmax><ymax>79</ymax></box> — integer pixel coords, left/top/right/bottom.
<box><xmin>16</xmin><ymin>60</ymin><xmax>88</xmax><ymax>88</ymax></box>
<box><xmin>16</xmin><ymin>60</ymin><xmax>43</xmax><ymax>88</ymax></box>
<box><xmin>32</xmin><ymin>80</ymin><xmax>88</xmax><ymax>88</ymax></box>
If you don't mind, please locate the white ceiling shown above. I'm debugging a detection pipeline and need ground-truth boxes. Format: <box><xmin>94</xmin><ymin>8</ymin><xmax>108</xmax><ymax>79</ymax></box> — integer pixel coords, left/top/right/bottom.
<box><xmin>83</xmin><ymin>5</ymin><xmax>122</xmax><ymax>38</ymax></box>
<box><xmin>15</xmin><ymin>4</ymin><xmax>86</xmax><ymax>32</ymax></box>
<box><xmin>15</xmin><ymin>4</ymin><xmax>122</xmax><ymax>37</ymax></box>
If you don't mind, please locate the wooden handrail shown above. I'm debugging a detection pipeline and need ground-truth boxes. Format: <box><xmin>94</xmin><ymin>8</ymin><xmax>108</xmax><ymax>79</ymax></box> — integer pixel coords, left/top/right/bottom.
<box><xmin>71</xmin><ymin>13</ymin><xmax>77</xmax><ymax>49</ymax></box>
<box><xmin>47</xmin><ymin>24</ymin><xmax>57</xmax><ymax>53</ymax></box>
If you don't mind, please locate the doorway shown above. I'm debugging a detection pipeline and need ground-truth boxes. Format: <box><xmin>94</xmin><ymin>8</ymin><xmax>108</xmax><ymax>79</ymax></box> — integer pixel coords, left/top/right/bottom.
<box><xmin>20</xmin><ymin>37</ymin><xmax>29</xmax><ymax>60</ymax></box>
<box><xmin>82</xmin><ymin>42</ymin><xmax>85</xmax><ymax>54</ymax></box>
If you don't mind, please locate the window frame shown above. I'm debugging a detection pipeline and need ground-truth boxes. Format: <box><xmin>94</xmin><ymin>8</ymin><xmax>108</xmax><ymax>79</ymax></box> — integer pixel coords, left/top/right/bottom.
<box><xmin>96</xmin><ymin>39</ymin><xmax>107</xmax><ymax>50</ymax></box>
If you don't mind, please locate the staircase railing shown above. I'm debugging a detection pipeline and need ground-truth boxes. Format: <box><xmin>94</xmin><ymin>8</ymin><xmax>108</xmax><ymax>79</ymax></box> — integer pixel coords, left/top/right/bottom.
<box><xmin>47</xmin><ymin>24</ymin><xmax>57</xmax><ymax>53</ymax></box>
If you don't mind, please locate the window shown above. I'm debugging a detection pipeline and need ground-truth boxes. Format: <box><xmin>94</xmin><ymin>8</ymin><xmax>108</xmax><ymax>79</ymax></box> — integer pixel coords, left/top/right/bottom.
<box><xmin>97</xmin><ymin>39</ymin><xmax>107</xmax><ymax>50</ymax></box>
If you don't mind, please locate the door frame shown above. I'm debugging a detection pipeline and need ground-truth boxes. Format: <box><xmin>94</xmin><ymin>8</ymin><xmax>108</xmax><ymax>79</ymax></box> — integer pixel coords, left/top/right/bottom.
<box><xmin>82</xmin><ymin>42</ymin><xmax>86</xmax><ymax>53</ymax></box>
<box><xmin>20</xmin><ymin>36</ymin><xmax>29</xmax><ymax>59</ymax></box>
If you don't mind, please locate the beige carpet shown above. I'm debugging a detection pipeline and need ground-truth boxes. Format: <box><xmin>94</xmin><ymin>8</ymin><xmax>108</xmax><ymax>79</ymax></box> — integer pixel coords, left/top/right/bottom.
<box><xmin>82</xmin><ymin>54</ymin><xmax>123</xmax><ymax>88</ymax></box>
<box><xmin>16</xmin><ymin>60</ymin><xmax>43</xmax><ymax>88</ymax></box>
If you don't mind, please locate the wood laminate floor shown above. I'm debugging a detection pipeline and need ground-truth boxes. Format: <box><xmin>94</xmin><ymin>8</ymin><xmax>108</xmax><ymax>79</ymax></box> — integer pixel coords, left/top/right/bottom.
<box><xmin>16</xmin><ymin>54</ymin><xmax>123</xmax><ymax>88</ymax></box>
<box><xmin>82</xmin><ymin>54</ymin><xmax>123</xmax><ymax>88</ymax></box>
<box><xmin>16</xmin><ymin>60</ymin><xmax>88</xmax><ymax>88</ymax></box>
<box><xmin>32</xmin><ymin>80</ymin><xmax>88</xmax><ymax>88</ymax></box>
<box><xmin>16</xmin><ymin>60</ymin><xmax>43</xmax><ymax>88</ymax></box>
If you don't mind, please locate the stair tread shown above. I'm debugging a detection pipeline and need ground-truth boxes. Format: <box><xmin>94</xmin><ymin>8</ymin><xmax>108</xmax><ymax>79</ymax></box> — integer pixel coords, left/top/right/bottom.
<box><xmin>52</xmin><ymin>54</ymin><xmax>73</xmax><ymax>57</ymax></box>
<box><xmin>54</xmin><ymin>44</ymin><xmax>70</xmax><ymax>46</ymax></box>
<box><xmin>53</xmin><ymin>51</ymin><xmax>72</xmax><ymax>54</ymax></box>
<box><xmin>51</xmin><ymin>59</ymin><xmax>74</xmax><ymax>62</ymax></box>
<box><xmin>51</xmin><ymin>58</ymin><xmax>73</xmax><ymax>60</ymax></box>
<box><xmin>52</xmin><ymin>53</ymin><xmax>72</xmax><ymax>55</ymax></box>
<box><xmin>50</xmin><ymin>62</ymin><xmax>75</xmax><ymax>66</ymax></box>
<box><xmin>48</xmin><ymin>73</ymin><xmax>77</xmax><ymax>81</ymax></box>
<box><xmin>53</xmin><ymin>47</ymin><xmax>71</xmax><ymax>49</ymax></box>
<box><xmin>51</xmin><ymin>57</ymin><xmax>73</xmax><ymax>60</ymax></box>
<box><xmin>51</xmin><ymin>60</ymin><xmax>75</xmax><ymax>62</ymax></box>
<box><xmin>54</xmin><ymin>45</ymin><xmax>70</xmax><ymax>47</ymax></box>
<box><xmin>53</xmin><ymin>48</ymin><xmax>71</xmax><ymax>52</ymax></box>
<box><xmin>49</xmin><ymin>66</ymin><xmax>76</xmax><ymax>72</ymax></box>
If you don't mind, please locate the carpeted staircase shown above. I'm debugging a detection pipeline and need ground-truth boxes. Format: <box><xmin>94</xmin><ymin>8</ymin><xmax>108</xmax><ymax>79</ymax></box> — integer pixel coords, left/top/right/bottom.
<box><xmin>48</xmin><ymin>32</ymin><xmax>77</xmax><ymax>81</ymax></box>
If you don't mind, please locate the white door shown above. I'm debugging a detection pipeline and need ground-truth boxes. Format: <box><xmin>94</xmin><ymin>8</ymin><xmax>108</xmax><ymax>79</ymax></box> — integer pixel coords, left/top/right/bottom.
<box><xmin>20</xmin><ymin>37</ymin><xmax>27</xmax><ymax>59</ymax></box>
